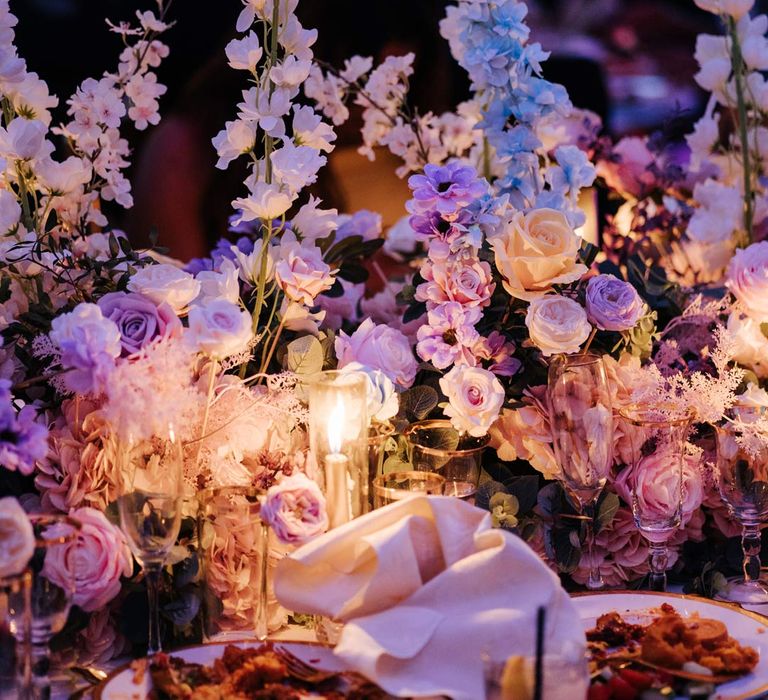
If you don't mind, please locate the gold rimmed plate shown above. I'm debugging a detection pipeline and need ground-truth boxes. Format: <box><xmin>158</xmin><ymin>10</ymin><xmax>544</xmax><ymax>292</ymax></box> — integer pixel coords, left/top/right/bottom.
<box><xmin>572</xmin><ymin>590</ymin><xmax>768</xmax><ymax>700</ymax></box>
<box><xmin>93</xmin><ymin>639</ymin><xmax>344</xmax><ymax>700</ymax></box>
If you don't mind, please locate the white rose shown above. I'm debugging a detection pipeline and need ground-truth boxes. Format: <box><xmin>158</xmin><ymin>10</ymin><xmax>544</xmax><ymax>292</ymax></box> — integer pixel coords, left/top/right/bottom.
<box><xmin>439</xmin><ymin>365</ymin><xmax>505</xmax><ymax>437</ymax></box>
<box><xmin>0</xmin><ymin>497</ymin><xmax>34</xmax><ymax>578</ymax></box>
<box><xmin>335</xmin><ymin>318</ymin><xmax>419</xmax><ymax>389</ymax></box>
<box><xmin>127</xmin><ymin>264</ymin><xmax>201</xmax><ymax>315</ymax></box>
<box><xmin>525</xmin><ymin>295</ymin><xmax>592</xmax><ymax>357</ymax></box>
<box><xmin>339</xmin><ymin>361</ymin><xmax>399</xmax><ymax>422</ymax></box>
<box><xmin>187</xmin><ymin>299</ymin><xmax>253</xmax><ymax>359</ymax></box>
<box><xmin>488</xmin><ymin>208</ymin><xmax>587</xmax><ymax>301</ymax></box>
<box><xmin>726</xmin><ymin>241</ymin><xmax>768</xmax><ymax>323</ymax></box>
<box><xmin>727</xmin><ymin>311</ymin><xmax>768</xmax><ymax>377</ymax></box>
<box><xmin>194</xmin><ymin>259</ymin><xmax>240</xmax><ymax>304</ymax></box>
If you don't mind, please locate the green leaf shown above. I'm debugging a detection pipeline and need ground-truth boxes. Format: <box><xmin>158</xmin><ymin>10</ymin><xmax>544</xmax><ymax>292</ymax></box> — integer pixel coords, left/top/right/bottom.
<box><xmin>108</xmin><ymin>233</ymin><xmax>120</xmax><ymax>258</ymax></box>
<box><xmin>337</xmin><ymin>261</ymin><xmax>368</xmax><ymax>283</ymax></box>
<box><xmin>596</xmin><ymin>492</ymin><xmax>619</xmax><ymax>532</ymax></box>
<box><xmin>403</xmin><ymin>300</ymin><xmax>426</xmax><ymax>323</ymax></box>
<box><xmin>325</xmin><ymin>235</ymin><xmax>364</xmax><ymax>264</ymax></box>
<box><xmin>553</xmin><ymin>528</ymin><xmax>581</xmax><ymax>573</ymax></box>
<box><xmin>285</xmin><ymin>335</ymin><xmax>324</xmax><ymax>375</ymax></box>
<box><xmin>383</xmin><ymin>455</ymin><xmax>411</xmax><ymax>473</ymax></box>
<box><xmin>400</xmin><ymin>385</ymin><xmax>438</xmax><ymax>420</ymax></box>
<box><xmin>506</xmin><ymin>475</ymin><xmax>540</xmax><ymax>514</ymax></box>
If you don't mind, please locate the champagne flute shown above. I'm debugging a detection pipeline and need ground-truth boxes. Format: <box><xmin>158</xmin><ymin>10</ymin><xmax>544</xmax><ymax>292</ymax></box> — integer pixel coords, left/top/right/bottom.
<box><xmin>713</xmin><ymin>410</ymin><xmax>768</xmax><ymax>603</ymax></box>
<box><xmin>619</xmin><ymin>405</ymin><xmax>692</xmax><ymax>592</ymax></box>
<box><xmin>548</xmin><ymin>353</ymin><xmax>614</xmax><ymax>590</ymax></box>
<box><xmin>117</xmin><ymin>430</ymin><xmax>183</xmax><ymax>655</ymax></box>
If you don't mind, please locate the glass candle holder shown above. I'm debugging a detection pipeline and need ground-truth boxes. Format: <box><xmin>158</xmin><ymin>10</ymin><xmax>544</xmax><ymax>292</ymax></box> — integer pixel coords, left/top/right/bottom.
<box><xmin>198</xmin><ymin>486</ymin><xmax>273</xmax><ymax>642</ymax></box>
<box><xmin>1</xmin><ymin>571</ymin><xmax>32</xmax><ymax>700</ymax></box>
<box><xmin>404</xmin><ymin>420</ymin><xmax>489</xmax><ymax>501</ymax></box>
<box><xmin>372</xmin><ymin>471</ymin><xmax>446</xmax><ymax>508</ymax></box>
<box><xmin>367</xmin><ymin>421</ymin><xmax>396</xmax><ymax>509</ymax></box>
<box><xmin>308</xmin><ymin>370</ymin><xmax>369</xmax><ymax>528</ymax></box>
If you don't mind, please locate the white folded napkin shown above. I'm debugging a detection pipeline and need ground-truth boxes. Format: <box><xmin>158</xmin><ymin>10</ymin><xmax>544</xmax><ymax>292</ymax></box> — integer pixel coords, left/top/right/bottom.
<box><xmin>274</xmin><ymin>496</ymin><xmax>586</xmax><ymax>699</ymax></box>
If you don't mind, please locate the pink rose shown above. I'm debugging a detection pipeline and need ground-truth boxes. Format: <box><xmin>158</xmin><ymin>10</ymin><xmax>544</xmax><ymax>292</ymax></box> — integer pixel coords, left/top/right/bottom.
<box><xmin>261</xmin><ymin>472</ymin><xmax>328</xmax><ymax>545</ymax></box>
<box><xmin>336</xmin><ymin>318</ymin><xmax>419</xmax><ymax>389</ymax></box>
<box><xmin>43</xmin><ymin>507</ymin><xmax>132</xmax><ymax>612</ymax></box>
<box><xmin>439</xmin><ymin>365</ymin><xmax>505</xmax><ymax>437</ymax></box>
<box><xmin>614</xmin><ymin>452</ymin><xmax>704</xmax><ymax>526</ymax></box>
<box><xmin>726</xmin><ymin>241</ymin><xmax>768</xmax><ymax>323</ymax></box>
<box><xmin>415</xmin><ymin>256</ymin><xmax>494</xmax><ymax>309</ymax></box>
<box><xmin>596</xmin><ymin>136</ymin><xmax>656</xmax><ymax>198</ymax></box>
<box><xmin>275</xmin><ymin>237</ymin><xmax>335</xmax><ymax>306</ymax></box>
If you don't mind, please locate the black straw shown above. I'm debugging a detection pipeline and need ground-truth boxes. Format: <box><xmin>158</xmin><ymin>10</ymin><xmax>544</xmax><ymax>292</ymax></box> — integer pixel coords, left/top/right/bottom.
<box><xmin>533</xmin><ymin>606</ymin><xmax>545</xmax><ymax>700</ymax></box>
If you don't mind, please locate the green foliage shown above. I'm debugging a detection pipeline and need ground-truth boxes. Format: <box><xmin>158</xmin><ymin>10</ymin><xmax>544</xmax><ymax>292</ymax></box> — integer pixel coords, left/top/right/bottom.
<box><xmin>284</xmin><ymin>335</ymin><xmax>324</xmax><ymax>375</ymax></box>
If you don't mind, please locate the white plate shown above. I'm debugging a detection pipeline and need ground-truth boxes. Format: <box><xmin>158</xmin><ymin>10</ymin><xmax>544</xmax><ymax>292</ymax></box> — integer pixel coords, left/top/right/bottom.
<box><xmin>572</xmin><ymin>591</ymin><xmax>768</xmax><ymax>700</ymax></box>
<box><xmin>96</xmin><ymin>640</ymin><xmax>348</xmax><ymax>700</ymax></box>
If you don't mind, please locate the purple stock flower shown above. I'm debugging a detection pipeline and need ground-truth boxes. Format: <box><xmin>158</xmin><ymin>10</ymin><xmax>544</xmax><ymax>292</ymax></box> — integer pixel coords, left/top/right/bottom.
<box><xmin>186</xmin><ymin>236</ymin><xmax>258</xmax><ymax>275</ymax></box>
<box><xmin>585</xmin><ymin>274</ymin><xmax>645</xmax><ymax>332</ymax></box>
<box><xmin>97</xmin><ymin>292</ymin><xmax>182</xmax><ymax>357</ymax></box>
<box><xmin>409</xmin><ymin>208</ymin><xmax>472</xmax><ymax>242</ymax></box>
<box><xmin>0</xmin><ymin>380</ymin><xmax>49</xmax><ymax>475</ymax></box>
<box><xmin>407</xmin><ymin>162</ymin><xmax>488</xmax><ymax>219</ymax></box>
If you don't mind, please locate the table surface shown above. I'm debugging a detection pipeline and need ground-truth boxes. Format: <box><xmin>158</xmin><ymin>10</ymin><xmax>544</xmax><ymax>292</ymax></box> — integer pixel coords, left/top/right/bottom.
<box><xmin>53</xmin><ymin>594</ymin><xmax>768</xmax><ymax>699</ymax></box>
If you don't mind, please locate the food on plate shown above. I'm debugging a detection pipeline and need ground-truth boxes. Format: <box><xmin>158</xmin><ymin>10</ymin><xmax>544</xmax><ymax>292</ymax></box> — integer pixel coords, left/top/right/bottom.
<box><xmin>148</xmin><ymin>643</ymin><xmax>388</xmax><ymax>699</ymax></box>
<box><xmin>586</xmin><ymin>603</ymin><xmax>760</xmax><ymax>700</ymax></box>
<box><xmin>641</xmin><ymin>605</ymin><xmax>758</xmax><ymax>675</ymax></box>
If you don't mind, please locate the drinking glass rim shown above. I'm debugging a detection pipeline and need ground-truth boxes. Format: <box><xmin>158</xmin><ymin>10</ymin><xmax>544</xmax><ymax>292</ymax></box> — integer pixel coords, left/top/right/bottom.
<box><xmin>549</xmin><ymin>352</ymin><xmax>605</xmax><ymax>368</ymax></box>
<box><xmin>303</xmin><ymin>369</ymin><xmax>368</xmax><ymax>388</ymax></box>
<box><xmin>403</xmin><ymin>419</ymin><xmax>490</xmax><ymax>455</ymax></box>
<box><xmin>618</xmin><ymin>404</ymin><xmax>695</xmax><ymax>426</ymax></box>
<box><xmin>28</xmin><ymin>513</ymin><xmax>82</xmax><ymax>547</ymax></box>
<box><xmin>0</xmin><ymin>568</ymin><xmax>32</xmax><ymax>591</ymax></box>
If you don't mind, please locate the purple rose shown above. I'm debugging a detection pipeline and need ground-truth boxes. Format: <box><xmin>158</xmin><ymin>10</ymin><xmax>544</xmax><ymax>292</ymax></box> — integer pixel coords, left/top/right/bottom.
<box><xmin>261</xmin><ymin>472</ymin><xmax>328</xmax><ymax>545</ymax></box>
<box><xmin>97</xmin><ymin>292</ymin><xmax>182</xmax><ymax>357</ymax></box>
<box><xmin>585</xmin><ymin>275</ymin><xmax>644</xmax><ymax>332</ymax></box>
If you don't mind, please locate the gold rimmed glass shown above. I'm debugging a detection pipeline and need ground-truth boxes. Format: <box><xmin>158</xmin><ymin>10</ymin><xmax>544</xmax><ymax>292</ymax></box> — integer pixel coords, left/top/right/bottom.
<box><xmin>404</xmin><ymin>420</ymin><xmax>489</xmax><ymax>501</ymax></box>
<box><xmin>372</xmin><ymin>470</ymin><xmax>446</xmax><ymax>508</ymax></box>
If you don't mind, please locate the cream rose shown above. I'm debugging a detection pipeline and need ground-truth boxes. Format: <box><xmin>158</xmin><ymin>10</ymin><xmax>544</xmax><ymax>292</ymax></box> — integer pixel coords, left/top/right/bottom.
<box><xmin>489</xmin><ymin>208</ymin><xmax>587</xmax><ymax>301</ymax></box>
<box><xmin>439</xmin><ymin>365</ymin><xmax>505</xmax><ymax>437</ymax></box>
<box><xmin>525</xmin><ymin>295</ymin><xmax>591</xmax><ymax>357</ymax></box>
<box><xmin>0</xmin><ymin>497</ymin><xmax>34</xmax><ymax>578</ymax></box>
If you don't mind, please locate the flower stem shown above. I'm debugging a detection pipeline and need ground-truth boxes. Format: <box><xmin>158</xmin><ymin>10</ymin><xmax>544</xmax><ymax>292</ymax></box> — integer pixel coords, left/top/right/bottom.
<box><xmin>581</xmin><ymin>327</ymin><xmax>598</xmax><ymax>355</ymax></box>
<box><xmin>145</xmin><ymin>563</ymin><xmax>163</xmax><ymax>655</ymax></box>
<box><xmin>728</xmin><ymin>16</ymin><xmax>754</xmax><ymax>245</ymax></box>
<box><xmin>195</xmin><ymin>358</ymin><xmax>218</xmax><ymax>470</ymax></box>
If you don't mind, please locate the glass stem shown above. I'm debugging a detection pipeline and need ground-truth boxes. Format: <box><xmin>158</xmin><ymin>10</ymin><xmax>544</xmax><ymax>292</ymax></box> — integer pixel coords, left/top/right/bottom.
<box><xmin>30</xmin><ymin>640</ymin><xmax>51</xmax><ymax>700</ymax></box>
<box><xmin>583</xmin><ymin>502</ymin><xmax>604</xmax><ymax>590</ymax></box>
<box><xmin>742</xmin><ymin>522</ymin><xmax>762</xmax><ymax>584</ymax></box>
<box><xmin>648</xmin><ymin>543</ymin><xmax>669</xmax><ymax>592</ymax></box>
<box><xmin>145</xmin><ymin>564</ymin><xmax>163</xmax><ymax>656</ymax></box>
<box><xmin>255</xmin><ymin>522</ymin><xmax>269</xmax><ymax>641</ymax></box>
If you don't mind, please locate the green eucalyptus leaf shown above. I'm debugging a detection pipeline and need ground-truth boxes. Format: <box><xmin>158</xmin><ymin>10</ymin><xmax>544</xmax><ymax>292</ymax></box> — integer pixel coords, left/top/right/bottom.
<box><xmin>285</xmin><ymin>335</ymin><xmax>324</xmax><ymax>375</ymax></box>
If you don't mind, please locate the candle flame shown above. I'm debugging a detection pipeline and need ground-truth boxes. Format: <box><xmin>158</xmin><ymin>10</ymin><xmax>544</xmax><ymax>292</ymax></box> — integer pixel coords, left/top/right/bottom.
<box><xmin>328</xmin><ymin>395</ymin><xmax>345</xmax><ymax>454</ymax></box>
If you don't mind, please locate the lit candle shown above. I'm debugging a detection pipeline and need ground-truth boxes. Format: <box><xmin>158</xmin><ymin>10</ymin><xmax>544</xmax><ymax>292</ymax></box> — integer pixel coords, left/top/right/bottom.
<box><xmin>325</xmin><ymin>395</ymin><xmax>351</xmax><ymax>528</ymax></box>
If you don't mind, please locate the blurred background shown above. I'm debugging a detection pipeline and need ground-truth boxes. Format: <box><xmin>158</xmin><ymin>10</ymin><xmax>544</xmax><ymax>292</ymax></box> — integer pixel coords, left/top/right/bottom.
<box><xmin>12</xmin><ymin>0</ymin><xmax>747</xmax><ymax>260</ymax></box>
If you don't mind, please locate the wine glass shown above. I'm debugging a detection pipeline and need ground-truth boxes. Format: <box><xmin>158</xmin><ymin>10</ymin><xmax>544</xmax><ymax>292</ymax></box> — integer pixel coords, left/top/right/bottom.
<box><xmin>1</xmin><ymin>571</ymin><xmax>32</xmax><ymax>700</ymax></box>
<box><xmin>117</xmin><ymin>430</ymin><xmax>183</xmax><ymax>655</ymax></box>
<box><xmin>548</xmin><ymin>353</ymin><xmax>614</xmax><ymax>590</ymax></box>
<box><xmin>713</xmin><ymin>411</ymin><xmax>768</xmax><ymax>604</ymax></box>
<box><xmin>619</xmin><ymin>405</ymin><xmax>692</xmax><ymax>592</ymax></box>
